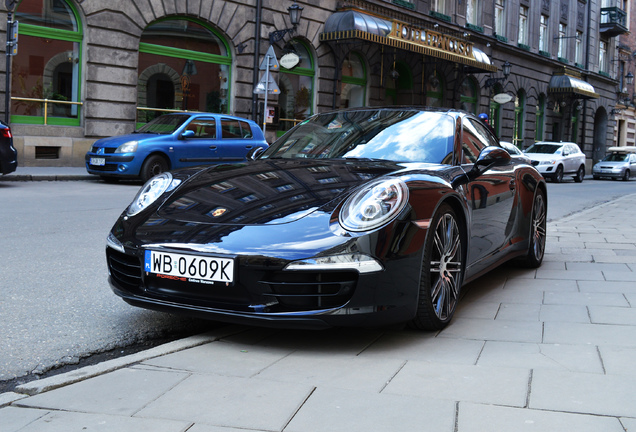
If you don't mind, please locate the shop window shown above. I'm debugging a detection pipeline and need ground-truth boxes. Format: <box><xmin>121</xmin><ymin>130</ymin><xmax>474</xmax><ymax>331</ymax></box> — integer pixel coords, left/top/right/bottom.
<box><xmin>11</xmin><ymin>0</ymin><xmax>82</xmax><ymax>126</ymax></box>
<box><xmin>340</xmin><ymin>52</ymin><xmax>367</xmax><ymax>109</ymax></box>
<box><xmin>459</xmin><ymin>77</ymin><xmax>477</xmax><ymax>114</ymax></box>
<box><xmin>426</xmin><ymin>71</ymin><xmax>444</xmax><ymax>107</ymax></box>
<box><xmin>138</xmin><ymin>18</ymin><xmax>231</xmax><ymax>124</ymax></box>
<box><xmin>513</xmin><ymin>89</ymin><xmax>526</xmax><ymax>147</ymax></box>
<box><xmin>278</xmin><ymin>40</ymin><xmax>315</xmax><ymax>135</ymax></box>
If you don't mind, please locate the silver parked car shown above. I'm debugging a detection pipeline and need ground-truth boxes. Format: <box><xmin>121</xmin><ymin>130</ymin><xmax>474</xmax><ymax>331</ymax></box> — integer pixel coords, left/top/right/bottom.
<box><xmin>592</xmin><ymin>146</ymin><xmax>636</xmax><ymax>181</ymax></box>
<box><xmin>524</xmin><ymin>141</ymin><xmax>586</xmax><ymax>183</ymax></box>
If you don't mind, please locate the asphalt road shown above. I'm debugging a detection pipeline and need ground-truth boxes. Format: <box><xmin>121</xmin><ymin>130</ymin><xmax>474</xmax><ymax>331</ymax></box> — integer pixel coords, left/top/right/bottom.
<box><xmin>0</xmin><ymin>176</ymin><xmax>635</xmax><ymax>390</ymax></box>
<box><xmin>0</xmin><ymin>180</ymin><xmax>216</xmax><ymax>389</ymax></box>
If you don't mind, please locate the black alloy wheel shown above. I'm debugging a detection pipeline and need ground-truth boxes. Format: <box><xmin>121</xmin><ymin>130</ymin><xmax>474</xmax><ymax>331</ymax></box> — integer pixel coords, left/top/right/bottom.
<box><xmin>409</xmin><ymin>203</ymin><xmax>464</xmax><ymax>331</ymax></box>
<box><xmin>553</xmin><ymin>165</ymin><xmax>564</xmax><ymax>183</ymax></box>
<box><xmin>519</xmin><ymin>190</ymin><xmax>547</xmax><ymax>268</ymax></box>
<box><xmin>141</xmin><ymin>155</ymin><xmax>169</xmax><ymax>182</ymax></box>
<box><xmin>574</xmin><ymin>165</ymin><xmax>585</xmax><ymax>183</ymax></box>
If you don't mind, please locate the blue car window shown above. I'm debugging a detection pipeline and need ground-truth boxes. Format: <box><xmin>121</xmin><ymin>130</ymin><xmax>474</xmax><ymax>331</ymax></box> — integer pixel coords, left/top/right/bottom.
<box><xmin>239</xmin><ymin>120</ymin><xmax>253</xmax><ymax>139</ymax></box>
<box><xmin>221</xmin><ymin>119</ymin><xmax>243</xmax><ymax>139</ymax></box>
<box><xmin>186</xmin><ymin>118</ymin><xmax>216</xmax><ymax>138</ymax></box>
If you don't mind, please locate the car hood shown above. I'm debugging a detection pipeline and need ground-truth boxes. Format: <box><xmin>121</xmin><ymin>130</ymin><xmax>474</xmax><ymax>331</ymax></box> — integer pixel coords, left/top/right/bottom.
<box><xmin>155</xmin><ymin>159</ymin><xmax>412</xmax><ymax>226</ymax></box>
<box><xmin>94</xmin><ymin>133</ymin><xmax>167</xmax><ymax>148</ymax></box>
<box><xmin>525</xmin><ymin>153</ymin><xmax>561</xmax><ymax>161</ymax></box>
<box><xmin>594</xmin><ymin>161</ymin><xmax>627</xmax><ymax>168</ymax></box>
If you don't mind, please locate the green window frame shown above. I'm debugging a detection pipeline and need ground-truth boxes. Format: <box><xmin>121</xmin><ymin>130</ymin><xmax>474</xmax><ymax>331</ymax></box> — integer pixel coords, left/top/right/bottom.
<box><xmin>513</xmin><ymin>89</ymin><xmax>526</xmax><ymax>147</ymax></box>
<box><xmin>340</xmin><ymin>52</ymin><xmax>367</xmax><ymax>109</ymax></box>
<box><xmin>138</xmin><ymin>17</ymin><xmax>232</xmax><ymax>125</ymax></box>
<box><xmin>460</xmin><ymin>77</ymin><xmax>478</xmax><ymax>114</ymax></box>
<box><xmin>277</xmin><ymin>39</ymin><xmax>315</xmax><ymax>135</ymax></box>
<box><xmin>11</xmin><ymin>0</ymin><xmax>83</xmax><ymax>126</ymax></box>
<box><xmin>535</xmin><ymin>94</ymin><xmax>545</xmax><ymax>142</ymax></box>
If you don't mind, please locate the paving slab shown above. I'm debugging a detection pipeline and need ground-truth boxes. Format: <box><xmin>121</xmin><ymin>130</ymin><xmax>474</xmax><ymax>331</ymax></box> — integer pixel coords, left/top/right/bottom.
<box><xmin>476</xmin><ymin>341</ymin><xmax>603</xmax><ymax>373</ymax></box>
<box><xmin>383</xmin><ymin>360</ymin><xmax>530</xmax><ymax>407</ymax></box>
<box><xmin>457</xmin><ymin>402</ymin><xmax>625</xmax><ymax>432</ymax></box>
<box><xmin>14</xmin><ymin>368</ymin><xmax>190</xmax><ymax>415</ymax></box>
<box><xmin>539</xmin><ymin>304</ymin><xmax>590</xmax><ymax>323</ymax></box>
<box><xmin>530</xmin><ymin>369</ymin><xmax>636</xmax><ymax>417</ymax></box>
<box><xmin>544</xmin><ymin>322</ymin><xmax>636</xmax><ymax>346</ymax></box>
<box><xmin>134</xmin><ymin>374</ymin><xmax>314</xmax><ymax>431</ymax></box>
<box><xmin>589</xmin><ymin>306</ymin><xmax>636</xmax><ymax>325</ymax></box>
<box><xmin>439</xmin><ymin>318</ymin><xmax>543</xmax><ymax>343</ymax></box>
<box><xmin>285</xmin><ymin>387</ymin><xmax>456</xmax><ymax>432</ymax></box>
<box><xmin>598</xmin><ymin>346</ymin><xmax>636</xmax><ymax>376</ymax></box>
<box><xmin>544</xmin><ymin>291</ymin><xmax>630</xmax><ymax>307</ymax></box>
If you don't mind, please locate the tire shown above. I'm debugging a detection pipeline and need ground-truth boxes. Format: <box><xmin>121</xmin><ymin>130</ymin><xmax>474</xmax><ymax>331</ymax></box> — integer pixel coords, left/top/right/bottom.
<box><xmin>623</xmin><ymin>170</ymin><xmax>630</xmax><ymax>181</ymax></box>
<box><xmin>409</xmin><ymin>203</ymin><xmax>464</xmax><ymax>331</ymax></box>
<box><xmin>518</xmin><ymin>190</ymin><xmax>547</xmax><ymax>268</ymax></box>
<box><xmin>574</xmin><ymin>165</ymin><xmax>585</xmax><ymax>183</ymax></box>
<box><xmin>553</xmin><ymin>165</ymin><xmax>564</xmax><ymax>183</ymax></box>
<box><xmin>140</xmin><ymin>155</ymin><xmax>169</xmax><ymax>182</ymax></box>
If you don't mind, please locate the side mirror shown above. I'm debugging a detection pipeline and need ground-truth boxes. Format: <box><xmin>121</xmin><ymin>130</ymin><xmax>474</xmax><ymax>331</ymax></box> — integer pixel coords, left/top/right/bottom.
<box><xmin>468</xmin><ymin>146</ymin><xmax>511</xmax><ymax>179</ymax></box>
<box><xmin>247</xmin><ymin>146</ymin><xmax>265</xmax><ymax>160</ymax></box>
<box><xmin>180</xmin><ymin>130</ymin><xmax>195</xmax><ymax>139</ymax></box>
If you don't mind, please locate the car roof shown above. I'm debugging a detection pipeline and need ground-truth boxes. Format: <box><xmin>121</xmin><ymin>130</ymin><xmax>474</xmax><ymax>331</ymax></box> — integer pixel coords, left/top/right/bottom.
<box><xmin>607</xmin><ymin>146</ymin><xmax>636</xmax><ymax>154</ymax></box>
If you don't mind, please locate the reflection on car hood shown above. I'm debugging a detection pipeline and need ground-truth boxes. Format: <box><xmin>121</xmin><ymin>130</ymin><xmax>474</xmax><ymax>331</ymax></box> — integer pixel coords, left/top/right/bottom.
<box><xmin>94</xmin><ymin>133</ymin><xmax>165</xmax><ymax>147</ymax></box>
<box><xmin>157</xmin><ymin>159</ymin><xmax>407</xmax><ymax>226</ymax></box>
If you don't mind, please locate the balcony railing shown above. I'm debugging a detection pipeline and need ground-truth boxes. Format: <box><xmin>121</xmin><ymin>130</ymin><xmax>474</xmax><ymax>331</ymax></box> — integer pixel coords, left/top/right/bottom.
<box><xmin>600</xmin><ymin>6</ymin><xmax>628</xmax><ymax>37</ymax></box>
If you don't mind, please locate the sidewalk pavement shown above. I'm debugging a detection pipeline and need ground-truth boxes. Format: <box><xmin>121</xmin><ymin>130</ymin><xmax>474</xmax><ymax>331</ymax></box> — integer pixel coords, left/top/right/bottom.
<box><xmin>2</xmin><ymin>179</ymin><xmax>636</xmax><ymax>432</ymax></box>
<box><xmin>0</xmin><ymin>166</ymin><xmax>95</xmax><ymax>182</ymax></box>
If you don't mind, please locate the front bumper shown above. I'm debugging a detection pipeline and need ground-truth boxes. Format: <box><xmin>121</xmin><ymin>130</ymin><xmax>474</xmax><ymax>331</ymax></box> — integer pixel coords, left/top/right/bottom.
<box><xmin>107</xmin><ymin>243</ymin><xmax>422</xmax><ymax>329</ymax></box>
<box><xmin>85</xmin><ymin>153</ymin><xmax>137</xmax><ymax>176</ymax></box>
<box><xmin>593</xmin><ymin>168</ymin><xmax>624</xmax><ymax>179</ymax></box>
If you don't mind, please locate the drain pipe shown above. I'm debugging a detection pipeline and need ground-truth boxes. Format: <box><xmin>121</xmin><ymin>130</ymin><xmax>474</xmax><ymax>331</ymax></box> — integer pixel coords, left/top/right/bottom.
<box><xmin>252</xmin><ymin>0</ymin><xmax>263</xmax><ymax>122</ymax></box>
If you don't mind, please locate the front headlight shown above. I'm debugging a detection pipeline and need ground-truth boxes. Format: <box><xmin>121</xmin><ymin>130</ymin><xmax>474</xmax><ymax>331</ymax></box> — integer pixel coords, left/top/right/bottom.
<box><xmin>339</xmin><ymin>178</ymin><xmax>409</xmax><ymax>232</ymax></box>
<box><xmin>539</xmin><ymin>160</ymin><xmax>556</xmax><ymax>166</ymax></box>
<box><xmin>115</xmin><ymin>141</ymin><xmax>138</xmax><ymax>153</ymax></box>
<box><xmin>127</xmin><ymin>173</ymin><xmax>181</xmax><ymax>216</ymax></box>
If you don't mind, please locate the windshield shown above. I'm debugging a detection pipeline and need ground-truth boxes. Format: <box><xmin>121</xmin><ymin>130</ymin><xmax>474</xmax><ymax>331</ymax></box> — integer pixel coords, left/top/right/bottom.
<box><xmin>136</xmin><ymin>114</ymin><xmax>190</xmax><ymax>134</ymax></box>
<box><xmin>261</xmin><ymin>109</ymin><xmax>455</xmax><ymax>164</ymax></box>
<box><xmin>525</xmin><ymin>143</ymin><xmax>561</xmax><ymax>154</ymax></box>
<box><xmin>602</xmin><ymin>153</ymin><xmax>628</xmax><ymax>162</ymax></box>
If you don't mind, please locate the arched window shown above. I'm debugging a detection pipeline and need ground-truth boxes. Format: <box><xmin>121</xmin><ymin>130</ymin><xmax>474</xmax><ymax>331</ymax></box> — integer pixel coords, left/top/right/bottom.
<box><xmin>513</xmin><ymin>89</ymin><xmax>526</xmax><ymax>147</ymax></box>
<box><xmin>460</xmin><ymin>77</ymin><xmax>477</xmax><ymax>113</ymax></box>
<box><xmin>340</xmin><ymin>52</ymin><xmax>366</xmax><ymax>109</ymax></box>
<box><xmin>535</xmin><ymin>94</ymin><xmax>546</xmax><ymax>142</ymax></box>
<box><xmin>11</xmin><ymin>0</ymin><xmax>82</xmax><ymax>125</ymax></box>
<box><xmin>426</xmin><ymin>71</ymin><xmax>444</xmax><ymax>107</ymax></box>
<box><xmin>138</xmin><ymin>18</ymin><xmax>231</xmax><ymax>124</ymax></box>
<box><xmin>278</xmin><ymin>39</ymin><xmax>315</xmax><ymax>135</ymax></box>
<box><xmin>386</xmin><ymin>61</ymin><xmax>413</xmax><ymax>105</ymax></box>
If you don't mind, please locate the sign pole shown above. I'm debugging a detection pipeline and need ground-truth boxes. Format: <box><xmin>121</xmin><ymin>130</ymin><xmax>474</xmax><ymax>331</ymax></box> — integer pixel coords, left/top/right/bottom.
<box><xmin>5</xmin><ymin>0</ymin><xmax>17</xmax><ymax>124</ymax></box>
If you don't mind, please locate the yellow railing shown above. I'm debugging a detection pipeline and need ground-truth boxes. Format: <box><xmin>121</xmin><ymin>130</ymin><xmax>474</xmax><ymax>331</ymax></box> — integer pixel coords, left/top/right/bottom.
<box><xmin>11</xmin><ymin>97</ymin><xmax>83</xmax><ymax>125</ymax></box>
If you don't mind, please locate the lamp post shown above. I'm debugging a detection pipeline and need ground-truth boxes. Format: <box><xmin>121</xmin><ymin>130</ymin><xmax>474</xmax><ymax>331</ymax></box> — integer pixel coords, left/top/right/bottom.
<box><xmin>268</xmin><ymin>2</ymin><xmax>303</xmax><ymax>45</ymax></box>
<box><xmin>484</xmin><ymin>61</ymin><xmax>511</xmax><ymax>88</ymax></box>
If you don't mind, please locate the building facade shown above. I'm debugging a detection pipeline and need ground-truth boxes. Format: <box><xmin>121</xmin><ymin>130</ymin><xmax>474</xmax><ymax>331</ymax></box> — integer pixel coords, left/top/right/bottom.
<box><xmin>0</xmin><ymin>0</ymin><xmax>629</xmax><ymax>167</ymax></box>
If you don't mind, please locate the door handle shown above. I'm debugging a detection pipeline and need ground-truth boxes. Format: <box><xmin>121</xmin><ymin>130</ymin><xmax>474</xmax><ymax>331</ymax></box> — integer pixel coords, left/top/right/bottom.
<box><xmin>209</xmin><ymin>146</ymin><xmax>217</xmax><ymax>150</ymax></box>
<box><xmin>246</xmin><ymin>145</ymin><xmax>253</xmax><ymax>149</ymax></box>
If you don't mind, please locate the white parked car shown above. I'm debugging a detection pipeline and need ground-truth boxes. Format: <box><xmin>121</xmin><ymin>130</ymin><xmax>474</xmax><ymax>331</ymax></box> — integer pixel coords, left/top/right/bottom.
<box><xmin>592</xmin><ymin>146</ymin><xmax>636</xmax><ymax>181</ymax></box>
<box><xmin>524</xmin><ymin>141</ymin><xmax>586</xmax><ymax>183</ymax></box>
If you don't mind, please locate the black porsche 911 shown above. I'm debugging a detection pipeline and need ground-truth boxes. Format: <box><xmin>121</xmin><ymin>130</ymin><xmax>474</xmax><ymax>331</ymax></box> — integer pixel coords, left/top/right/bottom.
<box><xmin>106</xmin><ymin>107</ymin><xmax>547</xmax><ymax>330</ymax></box>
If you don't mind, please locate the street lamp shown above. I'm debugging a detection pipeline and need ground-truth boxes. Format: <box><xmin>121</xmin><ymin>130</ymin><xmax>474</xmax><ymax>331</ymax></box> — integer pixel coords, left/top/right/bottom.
<box><xmin>484</xmin><ymin>61</ymin><xmax>512</xmax><ymax>88</ymax></box>
<box><xmin>625</xmin><ymin>72</ymin><xmax>634</xmax><ymax>85</ymax></box>
<box><xmin>269</xmin><ymin>1</ymin><xmax>304</xmax><ymax>45</ymax></box>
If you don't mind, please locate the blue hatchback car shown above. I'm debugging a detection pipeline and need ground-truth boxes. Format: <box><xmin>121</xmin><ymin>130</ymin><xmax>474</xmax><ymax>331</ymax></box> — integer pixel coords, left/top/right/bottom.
<box><xmin>85</xmin><ymin>113</ymin><xmax>268</xmax><ymax>182</ymax></box>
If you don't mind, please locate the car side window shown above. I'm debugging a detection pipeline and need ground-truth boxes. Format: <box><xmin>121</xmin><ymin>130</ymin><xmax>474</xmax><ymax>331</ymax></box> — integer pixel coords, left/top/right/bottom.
<box><xmin>221</xmin><ymin>119</ymin><xmax>246</xmax><ymax>139</ymax></box>
<box><xmin>239</xmin><ymin>120</ymin><xmax>253</xmax><ymax>139</ymax></box>
<box><xmin>461</xmin><ymin>118</ymin><xmax>492</xmax><ymax>163</ymax></box>
<box><xmin>185</xmin><ymin>118</ymin><xmax>216</xmax><ymax>139</ymax></box>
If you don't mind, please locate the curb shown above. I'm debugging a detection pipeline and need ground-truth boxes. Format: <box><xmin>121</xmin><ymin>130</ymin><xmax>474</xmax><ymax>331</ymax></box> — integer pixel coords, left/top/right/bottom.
<box><xmin>0</xmin><ymin>175</ymin><xmax>96</xmax><ymax>182</ymax></box>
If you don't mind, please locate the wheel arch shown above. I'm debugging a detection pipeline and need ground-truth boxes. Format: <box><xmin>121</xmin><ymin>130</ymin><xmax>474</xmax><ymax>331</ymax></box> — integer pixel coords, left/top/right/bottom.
<box><xmin>143</xmin><ymin>151</ymin><xmax>172</xmax><ymax>170</ymax></box>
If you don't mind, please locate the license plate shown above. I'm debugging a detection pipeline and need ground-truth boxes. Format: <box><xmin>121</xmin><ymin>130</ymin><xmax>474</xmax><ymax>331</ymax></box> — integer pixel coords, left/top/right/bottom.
<box><xmin>90</xmin><ymin>157</ymin><xmax>105</xmax><ymax>166</ymax></box>
<box><xmin>144</xmin><ymin>250</ymin><xmax>234</xmax><ymax>284</ymax></box>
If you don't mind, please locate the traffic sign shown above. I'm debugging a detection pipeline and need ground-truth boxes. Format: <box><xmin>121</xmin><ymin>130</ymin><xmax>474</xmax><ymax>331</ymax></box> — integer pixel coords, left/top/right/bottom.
<box><xmin>253</xmin><ymin>72</ymin><xmax>280</xmax><ymax>94</ymax></box>
<box><xmin>259</xmin><ymin>45</ymin><xmax>279</xmax><ymax>71</ymax></box>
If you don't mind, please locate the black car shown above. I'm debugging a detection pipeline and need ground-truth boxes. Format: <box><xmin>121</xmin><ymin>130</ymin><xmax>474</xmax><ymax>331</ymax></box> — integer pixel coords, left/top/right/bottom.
<box><xmin>0</xmin><ymin>121</ymin><xmax>17</xmax><ymax>175</ymax></box>
<box><xmin>106</xmin><ymin>108</ymin><xmax>547</xmax><ymax>330</ymax></box>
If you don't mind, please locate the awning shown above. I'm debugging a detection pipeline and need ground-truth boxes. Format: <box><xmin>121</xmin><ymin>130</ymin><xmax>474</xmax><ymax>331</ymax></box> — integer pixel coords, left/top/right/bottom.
<box><xmin>548</xmin><ymin>73</ymin><xmax>599</xmax><ymax>99</ymax></box>
<box><xmin>320</xmin><ymin>9</ymin><xmax>497</xmax><ymax>73</ymax></box>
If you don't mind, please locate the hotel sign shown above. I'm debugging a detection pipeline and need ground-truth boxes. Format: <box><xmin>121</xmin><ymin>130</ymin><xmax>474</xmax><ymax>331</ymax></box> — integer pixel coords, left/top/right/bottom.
<box><xmin>389</xmin><ymin>21</ymin><xmax>473</xmax><ymax>58</ymax></box>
